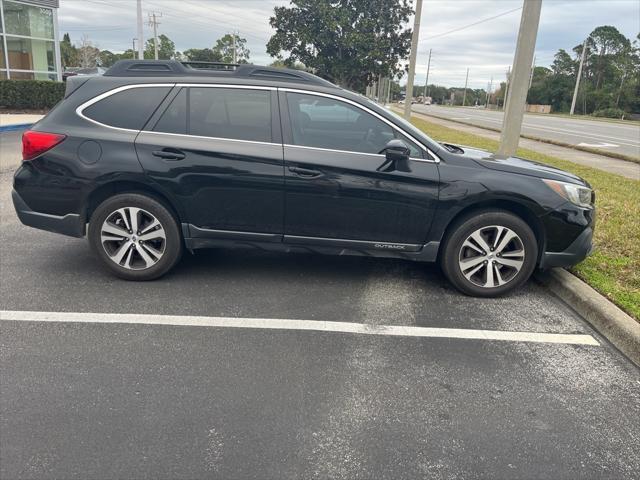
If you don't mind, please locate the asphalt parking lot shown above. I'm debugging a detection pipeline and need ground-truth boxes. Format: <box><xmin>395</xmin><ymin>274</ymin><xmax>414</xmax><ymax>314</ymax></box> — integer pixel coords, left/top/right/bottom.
<box><xmin>1</xmin><ymin>164</ymin><xmax>639</xmax><ymax>478</ymax></box>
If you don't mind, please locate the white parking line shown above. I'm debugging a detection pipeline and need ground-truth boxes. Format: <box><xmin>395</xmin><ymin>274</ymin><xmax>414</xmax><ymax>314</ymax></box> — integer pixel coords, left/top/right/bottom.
<box><xmin>0</xmin><ymin>310</ymin><xmax>600</xmax><ymax>346</ymax></box>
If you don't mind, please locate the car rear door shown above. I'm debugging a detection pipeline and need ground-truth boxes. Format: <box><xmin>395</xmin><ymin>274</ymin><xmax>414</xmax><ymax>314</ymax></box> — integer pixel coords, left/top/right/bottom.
<box><xmin>135</xmin><ymin>85</ymin><xmax>285</xmax><ymax>238</ymax></box>
<box><xmin>280</xmin><ymin>89</ymin><xmax>440</xmax><ymax>248</ymax></box>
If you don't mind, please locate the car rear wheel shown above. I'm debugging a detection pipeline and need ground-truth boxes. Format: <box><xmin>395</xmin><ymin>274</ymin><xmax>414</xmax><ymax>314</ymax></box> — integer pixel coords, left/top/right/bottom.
<box><xmin>441</xmin><ymin>210</ymin><xmax>538</xmax><ymax>297</ymax></box>
<box><xmin>88</xmin><ymin>193</ymin><xmax>182</xmax><ymax>280</ymax></box>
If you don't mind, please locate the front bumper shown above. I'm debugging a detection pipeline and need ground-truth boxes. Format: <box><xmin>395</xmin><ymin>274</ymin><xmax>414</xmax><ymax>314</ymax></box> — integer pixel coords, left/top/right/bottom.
<box><xmin>539</xmin><ymin>227</ymin><xmax>593</xmax><ymax>269</ymax></box>
<box><xmin>12</xmin><ymin>189</ymin><xmax>85</xmax><ymax>238</ymax></box>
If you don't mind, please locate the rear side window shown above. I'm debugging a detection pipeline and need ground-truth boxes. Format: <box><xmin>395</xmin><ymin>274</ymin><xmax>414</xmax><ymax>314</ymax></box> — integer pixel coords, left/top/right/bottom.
<box><xmin>154</xmin><ymin>88</ymin><xmax>187</xmax><ymax>135</ymax></box>
<box><xmin>190</xmin><ymin>87</ymin><xmax>272</xmax><ymax>142</ymax></box>
<box><xmin>82</xmin><ymin>86</ymin><xmax>171</xmax><ymax>130</ymax></box>
<box><xmin>153</xmin><ymin>87</ymin><xmax>272</xmax><ymax>143</ymax></box>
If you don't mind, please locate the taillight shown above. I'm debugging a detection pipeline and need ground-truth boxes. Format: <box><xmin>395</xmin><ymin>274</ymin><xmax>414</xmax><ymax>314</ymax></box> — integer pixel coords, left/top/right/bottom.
<box><xmin>22</xmin><ymin>130</ymin><xmax>66</xmax><ymax>161</ymax></box>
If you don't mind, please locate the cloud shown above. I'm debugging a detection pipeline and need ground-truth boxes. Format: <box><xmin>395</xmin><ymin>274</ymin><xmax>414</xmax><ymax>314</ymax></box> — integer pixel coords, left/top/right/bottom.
<box><xmin>58</xmin><ymin>0</ymin><xmax>639</xmax><ymax>88</ymax></box>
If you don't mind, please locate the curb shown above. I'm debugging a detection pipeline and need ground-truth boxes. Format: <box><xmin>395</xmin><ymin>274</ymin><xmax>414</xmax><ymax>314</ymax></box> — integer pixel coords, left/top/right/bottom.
<box><xmin>535</xmin><ymin>268</ymin><xmax>640</xmax><ymax>367</ymax></box>
<box><xmin>411</xmin><ymin>109</ymin><xmax>640</xmax><ymax>165</ymax></box>
<box><xmin>0</xmin><ymin>123</ymin><xmax>33</xmax><ymax>132</ymax></box>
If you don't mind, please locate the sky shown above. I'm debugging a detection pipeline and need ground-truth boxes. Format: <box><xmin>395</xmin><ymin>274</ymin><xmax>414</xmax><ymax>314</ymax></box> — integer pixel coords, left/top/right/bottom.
<box><xmin>58</xmin><ymin>0</ymin><xmax>640</xmax><ymax>89</ymax></box>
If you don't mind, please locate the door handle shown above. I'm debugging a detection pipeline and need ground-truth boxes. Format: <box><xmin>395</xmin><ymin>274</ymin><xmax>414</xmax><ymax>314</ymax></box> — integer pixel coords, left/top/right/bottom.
<box><xmin>152</xmin><ymin>148</ymin><xmax>186</xmax><ymax>160</ymax></box>
<box><xmin>288</xmin><ymin>166</ymin><xmax>323</xmax><ymax>178</ymax></box>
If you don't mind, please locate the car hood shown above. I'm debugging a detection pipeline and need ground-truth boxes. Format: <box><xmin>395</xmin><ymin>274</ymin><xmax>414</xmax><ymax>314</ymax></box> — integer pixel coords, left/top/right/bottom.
<box><xmin>452</xmin><ymin>145</ymin><xmax>588</xmax><ymax>186</ymax></box>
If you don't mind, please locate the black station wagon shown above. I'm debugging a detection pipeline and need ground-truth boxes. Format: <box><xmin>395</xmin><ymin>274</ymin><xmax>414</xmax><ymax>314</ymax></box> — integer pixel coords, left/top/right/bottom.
<box><xmin>13</xmin><ymin>60</ymin><xmax>595</xmax><ymax>296</ymax></box>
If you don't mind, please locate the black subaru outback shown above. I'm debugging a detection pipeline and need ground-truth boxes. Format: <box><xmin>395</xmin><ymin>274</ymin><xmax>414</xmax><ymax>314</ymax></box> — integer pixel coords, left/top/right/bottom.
<box><xmin>12</xmin><ymin>60</ymin><xmax>595</xmax><ymax>296</ymax></box>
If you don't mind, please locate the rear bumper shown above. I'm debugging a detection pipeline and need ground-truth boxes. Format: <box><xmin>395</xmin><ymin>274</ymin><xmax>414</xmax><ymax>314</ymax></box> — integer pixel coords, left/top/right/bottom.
<box><xmin>540</xmin><ymin>227</ymin><xmax>593</xmax><ymax>269</ymax></box>
<box><xmin>12</xmin><ymin>189</ymin><xmax>85</xmax><ymax>238</ymax></box>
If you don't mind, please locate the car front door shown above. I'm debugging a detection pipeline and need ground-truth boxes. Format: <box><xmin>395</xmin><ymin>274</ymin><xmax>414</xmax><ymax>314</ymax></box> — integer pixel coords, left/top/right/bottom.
<box><xmin>280</xmin><ymin>89</ymin><xmax>439</xmax><ymax>248</ymax></box>
<box><xmin>135</xmin><ymin>85</ymin><xmax>284</xmax><ymax>237</ymax></box>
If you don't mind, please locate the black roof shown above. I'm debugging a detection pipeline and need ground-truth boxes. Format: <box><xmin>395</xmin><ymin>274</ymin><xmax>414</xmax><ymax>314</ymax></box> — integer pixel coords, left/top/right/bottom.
<box><xmin>104</xmin><ymin>60</ymin><xmax>336</xmax><ymax>88</ymax></box>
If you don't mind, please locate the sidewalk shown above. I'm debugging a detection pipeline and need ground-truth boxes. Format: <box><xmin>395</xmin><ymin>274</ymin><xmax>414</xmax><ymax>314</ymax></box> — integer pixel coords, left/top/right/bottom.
<box><xmin>0</xmin><ymin>113</ymin><xmax>44</xmax><ymax>131</ymax></box>
<box><xmin>406</xmin><ymin>109</ymin><xmax>640</xmax><ymax>180</ymax></box>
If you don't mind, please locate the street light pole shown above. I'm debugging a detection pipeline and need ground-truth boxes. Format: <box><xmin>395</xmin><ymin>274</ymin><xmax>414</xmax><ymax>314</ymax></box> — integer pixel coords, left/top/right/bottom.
<box><xmin>497</xmin><ymin>0</ymin><xmax>542</xmax><ymax>158</ymax></box>
<box><xmin>403</xmin><ymin>0</ymin><xmax>423</xmax><ymax>119</ymax></box>
<box><xmin>136</xmin><ymin>0</ymin><xmax>144</xmax><ymax>60</ymax></box>
<box><xmin>570</xmin><ymin>39</ymin><xmax>587</xmax><ymax>115</ymax></box>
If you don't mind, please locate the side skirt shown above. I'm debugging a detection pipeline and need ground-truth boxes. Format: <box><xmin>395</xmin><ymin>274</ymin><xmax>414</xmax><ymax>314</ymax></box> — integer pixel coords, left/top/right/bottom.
<box><xmin>182</xmin><ymin>224</ymin><xmax>439</xmax><ymax>262</ymax></box>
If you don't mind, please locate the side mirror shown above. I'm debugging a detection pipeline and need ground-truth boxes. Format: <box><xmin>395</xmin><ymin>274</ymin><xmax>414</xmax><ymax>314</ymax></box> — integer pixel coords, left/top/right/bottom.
<box><xmin>378</xmin><ymin>139</ymin><xmax>411</xmax><ymax>172</ymax></box>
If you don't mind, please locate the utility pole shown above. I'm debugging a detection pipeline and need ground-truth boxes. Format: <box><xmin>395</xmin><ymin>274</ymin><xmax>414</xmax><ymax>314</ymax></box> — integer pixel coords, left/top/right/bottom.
<box><xmin>136</xmin><ymin>0</ymin><xmax>144</xmax><ymax>60</ymax></box>
<box><xmin>528</xmin><ymin>55</ymin><xmax>536</xmax><ymax>89</ymax></box>
<box><xmin>403</xmin><ymin>0</ymin><xmax>423</xmax><ymax>119</ymax></box>
<box><xmin>503</xmin><ymin>65</ymin><xmax>511</xmax><ymax>110</ymax></box>
<box><xmin>497</xmin><ymin>0</ymin><xmax>542</xmax><ymax>158</ymax></box>
<box><xmin>570</xmin><ymin>39</ymin><xmax>587</xmax><ymax>115</ymax></box>
<box><xmin>148</xmin><ymin>12</ymin><xmax>162</xmax><ymax>60</ymax></box>
<box><xmin>486</xmin><ymin>76</ymin><xmax>493</xmax><ymax>108</ymax></box>
<box><xmin>462</xmin><ymin>67</ymin><xmax>469</xmax><ymax>106</ymax></box>
<box><xmin>132</xmin><ymin>38</ymin><xmax>137</xmax><ymax>59</ymax></box>
<box><xmin>424</xmin><ymin>48</ymin><xmax>432</xmax><ymax>99</ymax></box>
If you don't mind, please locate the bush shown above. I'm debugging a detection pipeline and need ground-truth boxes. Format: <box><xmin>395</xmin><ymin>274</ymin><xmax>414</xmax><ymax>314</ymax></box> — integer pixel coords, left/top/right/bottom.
<box><xmin>593</xmin><ymin>107</ymin><xmax>626</xmax><ymax>119</ymax></box>
<box><xmin>0</xmin><ymin>79</ymin><xmax>65</xmax><ymax>110</ymax></box>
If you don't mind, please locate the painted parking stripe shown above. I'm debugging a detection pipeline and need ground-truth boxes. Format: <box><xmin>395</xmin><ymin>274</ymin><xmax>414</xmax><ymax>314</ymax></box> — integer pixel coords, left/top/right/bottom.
<box><xmin>0</xmin><ymin>310</ymin><xmax>599</xmax><ymax>346</ymax></box>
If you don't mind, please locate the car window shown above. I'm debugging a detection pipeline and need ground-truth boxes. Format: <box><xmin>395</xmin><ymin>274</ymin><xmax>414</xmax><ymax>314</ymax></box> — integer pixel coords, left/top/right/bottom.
<box><xmin>189</xmin><ymin>87</ymin><xmax>272</xmax><ymax>142</ymax></box>
<box><xmin>395</xmin><ymin>132</ymin><xmax>423</xmax><ymax>158</ymax></box>
<box><xmin>286</xmin><ymin>92</ymin><xmax>395</xmax><ymax>155</ymax></box>
<box><xmin>83</xmin><ymin>86</ymin><xmax>171</xmax><ymax>130</ymax></box>
<box><xmin>154</xmin><ymin>88</ymin><xmax>187</xmax><ymax>135</ymax></box>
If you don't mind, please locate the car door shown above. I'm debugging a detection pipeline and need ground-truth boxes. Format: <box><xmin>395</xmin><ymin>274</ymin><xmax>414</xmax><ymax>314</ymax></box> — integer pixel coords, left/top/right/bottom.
<box><xmin>280</xmin><ymin>89</ymin><xmax>439</xmax><ymax>247</ymax></box>
<box><xmin>135</xmin><ymin>85</ymin><xmax>285</xmax><ymax>237</ymax></box>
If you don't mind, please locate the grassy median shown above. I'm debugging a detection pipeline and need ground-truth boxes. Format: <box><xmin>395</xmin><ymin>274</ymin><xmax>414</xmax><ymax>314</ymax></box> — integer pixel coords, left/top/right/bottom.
<box><xmin>409</xmin><ymin>117</ymin><xmax>640</xmax><ymax>320</ymax></box>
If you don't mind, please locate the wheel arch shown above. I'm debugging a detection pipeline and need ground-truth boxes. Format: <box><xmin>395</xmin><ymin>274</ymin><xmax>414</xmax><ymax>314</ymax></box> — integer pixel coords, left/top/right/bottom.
<box><xmin>86</xmin><ymin>180</ymin><xmax>183</xmax><ymax>226</ymax></box>
<box><xmin>437</xmin><ymin>199</ymin><xmax>546</xmax><ymax>264</ymax></box>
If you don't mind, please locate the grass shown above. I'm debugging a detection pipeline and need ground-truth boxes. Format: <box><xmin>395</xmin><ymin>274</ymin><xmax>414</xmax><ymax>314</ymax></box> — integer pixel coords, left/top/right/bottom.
<box><xmin>409</xmin><ymin>116</ymin><xmax>640</xmax><ymax>320</ymax></box>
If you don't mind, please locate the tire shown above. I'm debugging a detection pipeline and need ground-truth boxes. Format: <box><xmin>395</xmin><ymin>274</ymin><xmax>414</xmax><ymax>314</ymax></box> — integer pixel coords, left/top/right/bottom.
<box><xmin>88</xmin><ymin>193</ymin><xmax>183</xmax><ymax>280</ymax></box>
<box><xmin>440</xmin><ymin>210</ymin><xmax>538</xmax><ymax>297</ymax></box>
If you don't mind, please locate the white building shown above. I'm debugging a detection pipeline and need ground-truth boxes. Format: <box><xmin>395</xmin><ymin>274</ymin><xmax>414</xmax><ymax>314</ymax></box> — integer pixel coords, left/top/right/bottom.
<box><xmin>1</xmin><ymin>0</ymin><xmax>62</xmax><ymax>81</ymax></box>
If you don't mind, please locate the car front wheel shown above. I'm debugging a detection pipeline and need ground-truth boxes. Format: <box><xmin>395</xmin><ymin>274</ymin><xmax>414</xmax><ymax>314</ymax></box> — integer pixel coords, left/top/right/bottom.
<box><xmin>441</xmin><ymin>210</ymin><xmax>538</xmax><ymax>297</ymax></box>
<box><xmin>88</xmin><ymin>193</ymin><xmax>183</xmax><ymax>280</ymax></box>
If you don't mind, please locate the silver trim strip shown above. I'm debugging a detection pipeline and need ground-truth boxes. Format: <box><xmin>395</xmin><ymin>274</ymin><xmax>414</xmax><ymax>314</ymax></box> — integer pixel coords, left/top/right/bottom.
<box><xmin>279</xmin><ymin>87</ymin><xmax>441</xmax><ymax>163</ymax></box>
<box><xmin>141</xmin><ymin>130</ymin><xmax>281</xmax><ymax>147</ymax></box>
<box><xmin>75</xmin><ymin>83</ymin><xmax>440</xmax><ymax>163</ymax></box>
<box><xmin>76</xmin><ymin>83</ymin><xmax>176</xmax><ymax>132</ymax></box>
<box><xmin>76</xmin><ymin>83</ymin><xmax>275</xmax><ymax>133</ymax></box>
<box><xmin>283</xmin><ymin>143</ymin><xmax>433</xmax><ymax>163</ymax></box>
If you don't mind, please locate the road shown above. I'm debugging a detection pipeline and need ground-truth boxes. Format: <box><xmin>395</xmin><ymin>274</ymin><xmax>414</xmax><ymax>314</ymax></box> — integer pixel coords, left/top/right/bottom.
<box><xmin>1</xmin><ymin>169</ymin><xmax>640</xmax><ymax>476</ymax></box>
<box><xmin>412</xmin><ymin>105</ymin><xmax>640</xmax><ymax>159</ymax></box>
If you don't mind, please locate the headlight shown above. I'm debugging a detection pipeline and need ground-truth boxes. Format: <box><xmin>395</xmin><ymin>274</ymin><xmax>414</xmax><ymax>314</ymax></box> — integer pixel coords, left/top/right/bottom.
<box><xmin>542</xmin><ymin>179</ymin><xmax>593</xmax><ymax>208</ymax></box>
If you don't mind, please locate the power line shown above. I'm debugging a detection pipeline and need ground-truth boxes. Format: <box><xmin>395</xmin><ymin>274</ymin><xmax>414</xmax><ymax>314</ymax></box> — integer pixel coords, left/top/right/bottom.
<box><xmin>421</xmin><ymin>6</ymin><xmax>522</xmax><ymax>43</ymax></box>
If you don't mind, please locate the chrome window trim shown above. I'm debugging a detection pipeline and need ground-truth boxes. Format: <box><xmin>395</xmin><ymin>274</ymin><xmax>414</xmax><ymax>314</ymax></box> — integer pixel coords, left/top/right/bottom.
<box><xmin>76</xmin><ymin>83</ymin><xmax>276</xmax><ymax>133</ymax></box>
<box><xmin>280</xmin><ymin>87</ymin><xmax>441</xmax><ymax>163</ymax></box>
<box><xmin>141</xmin><ymin>129</ymin><xmax>281</xmax><ymax>147</ymax></box>
<box><xmin>75</xmin><ymin>83</ymin><xmax>440</xmax><ymax>164</ymax></box>
<box><xmin>76</xmin><ymin>83</ymin><xmax>176</xmax><ymax>132</ymax></box>
<box><xmin>283</xmin><ymin>143</ymin><xmax>433</xmax><ymax>163</ymax></box>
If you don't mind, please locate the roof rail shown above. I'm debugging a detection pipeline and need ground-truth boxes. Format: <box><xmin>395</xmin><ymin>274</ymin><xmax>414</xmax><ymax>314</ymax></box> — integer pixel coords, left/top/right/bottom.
<box><xmin>104</xmin><ymin>59</ymin><xmax>335</xmax><ymax>87</ymax></box>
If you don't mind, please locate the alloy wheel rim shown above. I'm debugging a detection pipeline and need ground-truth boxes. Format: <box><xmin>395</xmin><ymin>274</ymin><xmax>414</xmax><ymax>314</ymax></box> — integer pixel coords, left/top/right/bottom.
<box><xmin>458</xmin><ymin>225</ymin><xmax>525</xmax><ymax>288</ymax></box>
<box><xmin>100</xmin><ymin>207</ymin><xmax>166</xmax><ymax>270</ymax></box>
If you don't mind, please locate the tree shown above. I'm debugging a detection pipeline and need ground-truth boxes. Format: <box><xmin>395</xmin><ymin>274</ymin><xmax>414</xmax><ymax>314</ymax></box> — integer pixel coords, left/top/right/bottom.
<box><xmin>266</xmin><ymin>0</ymin><xmax>413</xmax><ymax>91</ymax></box>
<box><xmin>213</xmin><ymin>34</ymin><xmax>250</xmax><ymax>63</ymax></box>
<box><xmin>183</xmin><ymin>48</ymin><xmax>222</xmax><ymax>62</ymax></box>
<box><xmin>77</xmin><ymin>35</ymin><xmax>99</xmax><ymax>68</ymax></box>
<box><xmin>268</xmin><ymin>59</ymin><xmax>308</xmax><ymax>70</ymax></box>
<box><xmin>586</xmin><ymin>26</ymin><xmax>631</xmax><ymax>89</ymax></box>
<box><xmin>60</xmin><ymin>33</ymin><xmax>78</xmax><ymax>68</ymax></box>
<box><xmin>144</xmin><ymin>34</ymin><xmax>176</xmax><ymax>60</ymax></box>
<box><xmin>98</xmin><ymin>50</ymin><xmax>118</xmax><ymax>68</ymax></box>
